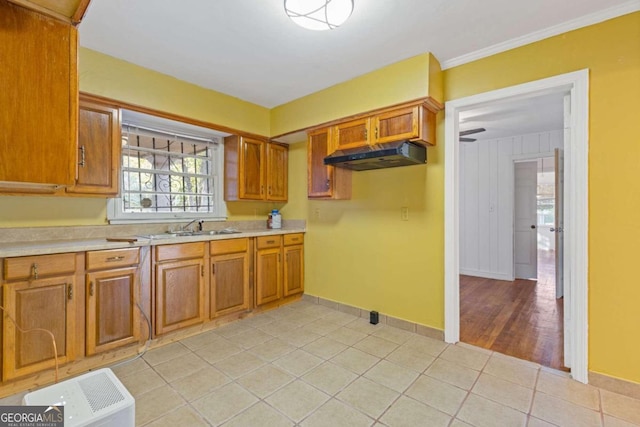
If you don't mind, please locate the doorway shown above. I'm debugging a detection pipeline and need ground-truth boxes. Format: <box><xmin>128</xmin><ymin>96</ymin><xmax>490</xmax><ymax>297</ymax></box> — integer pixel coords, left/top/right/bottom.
<box><xmin>444</xmin><ymin>70</ymin><xmax>589</xmax><ymax>383</ymax></box>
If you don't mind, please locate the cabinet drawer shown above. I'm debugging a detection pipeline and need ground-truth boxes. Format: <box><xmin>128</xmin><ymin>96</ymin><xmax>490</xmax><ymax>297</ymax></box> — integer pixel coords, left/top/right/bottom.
<box><xmin>156</xmin><ymin>242</ymin><xmax>205</xmax><ymax>262</ymax></box>
<box><xmin>256</xmin><ymin>235</ymin><xmax>282</xmax><ymax>250</ymax></box>
<box><xmin>284</xmin><ymin>233</ymin><xmax>304</xmax><ymax>246</ymax></box>
<box><xmin>4</xmin><ymin>253</ymin><xmax>76</xmax><ymax>281</ymax></box>
<box><xmin>210</xmin><ymin>238</ymin><xmax>248</xmax><ymax>255</ymax></box>
<box><xmin>86</xmin><ymin>247</ymin><xmax>140</xmax><ymax>270</ymax></box>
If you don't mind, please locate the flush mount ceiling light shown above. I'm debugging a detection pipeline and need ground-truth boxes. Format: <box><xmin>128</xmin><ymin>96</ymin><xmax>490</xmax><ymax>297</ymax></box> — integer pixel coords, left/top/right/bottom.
<box><xmin>284</xmin><ymin>0</ymin><xmax>354</xmax><ymax>31</ymax></box>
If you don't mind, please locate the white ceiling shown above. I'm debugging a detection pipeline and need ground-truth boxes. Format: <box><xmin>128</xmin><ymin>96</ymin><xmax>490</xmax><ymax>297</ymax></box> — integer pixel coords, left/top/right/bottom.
<box><xmin>80</xmin><ymin>0</ymin><xmax>636</xmax><ymax>139</ymax></box>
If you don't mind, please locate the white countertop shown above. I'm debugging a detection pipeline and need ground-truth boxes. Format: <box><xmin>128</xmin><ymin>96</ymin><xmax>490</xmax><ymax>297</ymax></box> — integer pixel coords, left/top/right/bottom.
<box><xmin>0</xmin><ymin>228</ymin><xmax>306</xmax><ymax>257</ymax></box>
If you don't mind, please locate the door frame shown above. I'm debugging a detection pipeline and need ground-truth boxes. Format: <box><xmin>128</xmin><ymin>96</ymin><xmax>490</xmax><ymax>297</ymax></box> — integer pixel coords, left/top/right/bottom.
<box><xmin>444</xmin><ymin>70</ymin><xmax>589</xmax><ymax>383</ymax></box>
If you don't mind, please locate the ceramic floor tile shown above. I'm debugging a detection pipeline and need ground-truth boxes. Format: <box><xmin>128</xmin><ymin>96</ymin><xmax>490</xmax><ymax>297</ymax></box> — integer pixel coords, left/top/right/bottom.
<box><xmin>278</xmin><ymin>328</ymin><xmax>322</xmax><ymax>347</ymax></box>
<box><xmin>110</xmin><ymin>357</ymin><xmax>151</xmax><ymax>379</ymax></box>
<box><xmin>527</xmin><ymin>416</ymin><xmax>559</xmax><ymax>427</ymax></box>
<box><xmin>457</xmin><ymin>393</ymin><xmax>527</xmax><ymax>427</ymax></box>
<box><xmin>257</xmin><ymin>320</ymin><xmax>298</xmax><ymax>336</ymax></box>
<box><xmin>385</xmin><ymin>345</ymin><xmax>436</xmax><ymax>373</ymax></box>
<box><xmin>440</xmin><ymin>344</ymin><xmax>491</xmax><ymax>371</ymax></box>
<box><xmin>283</xmin><ymin>312</ymin><xmax>321</xmax><ymax>327</ymax></box>
<box><xmin>331</xmin><ymin>347</ymin><xmax>381</xmax><ymax>375</ymax></box>
<box><xmin>192</xmin><ymin>382</ymin><xmax>259</xmax><ymax>425</ymax></box>
<box><xmin>143</xmin><ymin>342</ymin><xmax>191</xmax><ymax>366</ymax></box>
<box><xmin>531</xmin><ymin>391</ymin><xmax>602</xmax><ymax>427</ymax></box>
<box><xmin>404</xmin><ymin>374</ymin><xmax>468</xmax><ymax>416</ymax></box>
<box><xmin>302</xmin><ymin>336</ymin><xmax>349</xmax><ymax>360</ymax></box>
<box><xmin>472</xmin><ymin>373</ymin><xmax>534</xmax><ymax>413</ymax></box>
<box><xmin>601</xmin><ymin>389</ymin><xmax>640</xmax><ymax>425</ymax></box>
<box><xmin>214</xmin><ymin>351</ymin><xmax>265</xmax><ymax>379</ymax></box>
<box><xmin>302</xmin><ymin>362</ymin><xmax>358</xmax><ymax>395</ymax></box>
<box><xmin>300</xmin><ymin>398</ymin><xmax>375</xmax><ymax>427</ymax></box>
<box><xmin>135</xmin><ymin>385</ymin><xmax>187</xmax><ymax>426</ymax></box>
<box><xmin>363</xmin><ymin>359</ymin><xmax>419</xmax><ymax>393</ymax></box>
<box><xmin>344</xmin><ymin>318</ymin><xmax>384</xmax><ymax>335</ymax></box>
<box><xmin>179</xmin><ymin>329</ymin><xmax>221</xmax><ymax>351</ymax></box>
<box><xmin>302</xmin><ymin>319</ymin><xmax>344</xmax><ymax>336</ymax></box>
<box><xmin>603</xmin><ymin>415</ymin><xmax>640</xmax><ymax>427</ymax></box>
<box><xmin>143</xmin><ymin>404</ymin><xmax>209</xmax><ymax>427</ymax></box>
<box><xmin>371</xmin><ymin>326</ymin><xmax>414</xmax><ymax>344</ymax></box>
<box><xmin>154</xmin><ymin>352</ymin><xmax>209</xmax><ymax>383</ymax></box>
<box><xmin>238</xmin><ymin>313</ymin><xmax>275</xmax><ymax>328</ymax></box>
<box><xmin>449</xmin><ymin>420</ymin><xmax>474</xmax><ymax>427</ymax></box>
<box><xmin>536</xmin><ymin>371</ymin><xmax>601</xmax><ymax>410</ymax></box>
<box><xmin>336</xmin><ymin>377</ymin><xmax>400</xmax><ymax>419</ymax></box>
<box><xmin>425</xmin><ymin>358</ymin><xmax>480</xmax><ymax>390</ymax></box>
<box><xmin>222</xmin><ymin>402</ymin><xmax>294</xmax><ymax>427</ymax></box>
<box><xmin>236</xmin><ymin>364</ymin><xmax>295</xmax><ymax>398</ymax></box>
<box><xmin>483</xmin><ymin>354</ymin><xmax>540</xmax><ymax>389</ymax></box>
<box><xmin>353</xmin><ymin>335</ymin><xmax>399</xmax><ymax>358</ymax></box>
<box><xmin>215</xmin><ymin>322</ymin><xmax>253</xmax><ymax>338</ymax></box>
<box><xmin>118</xmin><ymin>366</ymin><xmax>166</xmax><ymax>397</ymax></box>
<box><xmin>379</xmin><ymin>395</ymin><xmax>451</xmax><ymax>427</ymax></box>
<box><xmin>249</xmin><ymin>338</ymin><xmax>297</xmax><ymax>362</ymax></box>
<box><xmin>195</xmin><ymin>338</ymin><xmax>243</xmax><ymax>364</ymax></box>
<box><xmin>266</xmin><ymin>380</ymin><xmax>330</xmax><ymax>422</ymax></box>
<box><xmin>401</xmin><ymin>335</ymin><xmax>449</xmax><ymax>357</ymax></box>
<box><xmin>326</xmin><ymin>327</ymin><xmax>368</xmax><ymax>346</ymax></box>
<box><xmin>226</xmin><ymin>328</ymin><xmax>274</xmax><ymax>349</ymax></box>
<box><xmin>321</xmin><ymin>310</ymin><xmax>359</xmax><ymax>326</ymax></box>
<box><xmin>169</xmin><ymin>366</ymin><xmax>231</xmax><ymax>402</ymax></box>
<box><xmin>273</xmin><ymin>349</ymin><xmax>324</xmax><ymax>376</ymax></box>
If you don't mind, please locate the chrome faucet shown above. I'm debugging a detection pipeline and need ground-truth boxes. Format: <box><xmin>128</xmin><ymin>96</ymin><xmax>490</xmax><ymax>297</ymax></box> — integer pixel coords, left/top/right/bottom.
<box><xmin>182</xmin><ymin>219</ymin><xmax>204</xmax><ymax>232</ymax></box>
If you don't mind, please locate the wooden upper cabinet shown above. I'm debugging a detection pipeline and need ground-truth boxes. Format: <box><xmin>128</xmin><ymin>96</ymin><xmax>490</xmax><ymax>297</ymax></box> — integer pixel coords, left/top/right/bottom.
<box><xmin>224</xmin><ymin>135</ymin><xmax>288</xmax><ymax>201</ymax></box>
<box><xmin>334</xmin><ymin>118</ymin><xmax>371</xmax><ymax>150</ymax></box>
<box><xmin>6</xmin><ymin>0</ymin><xmax>92</xmax><ymax>25</ymax></box>
<box><xmin>373</xmin><ymin>104</ymin><xmax>436</xmax><ymax>146</ymax></box>
<box><xmin>0</xmin><ymin>1</ymin><xmax>77</xmax><ymax>190</ymax></box>
<box><xmin>66</xmin><ymin>96</ymin><xmax>121</xmax><ymax>196</ymax></box>
<box><xmin>307</xmin><ymin>127</ymin><xmax>351</xmax><ymax>200</ymax></box>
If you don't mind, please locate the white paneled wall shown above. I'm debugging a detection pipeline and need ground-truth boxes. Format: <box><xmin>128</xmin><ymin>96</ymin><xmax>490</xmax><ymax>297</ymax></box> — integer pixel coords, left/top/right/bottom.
<box><xmin>460</xmin><ymin>129</ymin><xmax>563</xmax><ymax>280</ymax></box>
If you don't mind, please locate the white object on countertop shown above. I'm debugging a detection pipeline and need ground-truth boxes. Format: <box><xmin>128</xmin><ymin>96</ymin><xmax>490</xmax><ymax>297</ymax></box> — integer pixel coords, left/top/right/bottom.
<box><xmin>271</xmin><ymin>210</ymin><xmax>282</xmax><ymax>229</ymax></box>
<box><xmin>22</xmin><ymin>368</ymin><xmax>134</xmax><ymax>427</ymax></box>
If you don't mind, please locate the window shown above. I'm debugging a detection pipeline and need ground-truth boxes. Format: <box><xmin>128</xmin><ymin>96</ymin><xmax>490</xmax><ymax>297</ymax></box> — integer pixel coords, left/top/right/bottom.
<box><xmin>108</xmin><ymin>111</ymin><xmax>227</xmax><ymax>223</ymax></box>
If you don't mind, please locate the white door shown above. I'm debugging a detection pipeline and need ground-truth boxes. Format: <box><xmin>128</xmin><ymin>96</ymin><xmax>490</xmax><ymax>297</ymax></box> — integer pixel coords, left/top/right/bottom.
<box><xmin>514</xmin><ymin>161</ymin><xmax>538</xmax><ymax>279</ymax></box>
<box><xmin>554</xmin><ymin>148</ymin><xmax>565</xmax><ymax>299</ymax></box>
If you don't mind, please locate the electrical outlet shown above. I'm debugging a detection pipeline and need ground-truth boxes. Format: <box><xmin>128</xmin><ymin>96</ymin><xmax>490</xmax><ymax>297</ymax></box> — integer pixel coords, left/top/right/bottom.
<box><xmin>313</xmin><ymin>207</ymin><xmax>321</xmax><ymax>220</ymax></box>
<box><xmin>401</xmin><ymin>207</ymin><xmax>409</xmax><ymax>221</ymax></box>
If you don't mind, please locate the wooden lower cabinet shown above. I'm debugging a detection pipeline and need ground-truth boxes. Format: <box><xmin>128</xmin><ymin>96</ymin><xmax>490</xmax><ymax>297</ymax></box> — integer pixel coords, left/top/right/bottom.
<box><xmin>255</xmin><ymin>236</ymin><xmax>282</xmax><ymax>306</ymax></box>
<box><xmin>210</xmin><ymin>239</ymin><xmax>251</xmax><ymax>318</ymax></box>
<box><xmin>283</xmin><ymin>234</ymin><xmax>304</xmax><ymax>297</ymax></box>
<box><xmin>2</xmin><ymin>275</ymin><xmax>77</xmax><ymax>380</ymax></box>
<box><xmin>155</xmin><ymin>243</ymin><xmax>206</xmax><ymax>335</ymax></box>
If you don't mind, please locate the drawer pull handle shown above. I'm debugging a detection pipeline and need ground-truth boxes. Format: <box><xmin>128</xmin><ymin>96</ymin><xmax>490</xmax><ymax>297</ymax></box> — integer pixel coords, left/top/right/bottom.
<box><xmin>79</xmin><ymin>145</ymin><xmax>86</xmax><ymax>167</ymax></box>
<box><xmin>106</xmin><ymin>256</ymin><xmax>125</xmax><ymax>262</ymax></box>
<box><xmin>266</xmin><ymin>240</ymin><xmax>275</xmax><ymax>244</ymax></box>
<box><xmin>89</xmin><ymin>281</ymin><xmax>94</xmax><ymax>296</ymax></box>
<box><xmin>67</xmin><ymin>283</ymin><xmax>73</xmax><ymax>300</ymax></box>
<box><xmin>32</xmin><ymin>263</ymin><xmax>39</xmax><ymax>280</ymax></box>
<box><xmin>291</xmin><ymin>238</ymin><xmax>299</xmax><ymax>241</ymax></box>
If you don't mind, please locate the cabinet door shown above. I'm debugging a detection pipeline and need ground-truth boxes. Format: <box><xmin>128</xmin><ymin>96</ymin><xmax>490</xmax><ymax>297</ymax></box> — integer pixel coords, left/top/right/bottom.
<box><xmin>211</xmin><ymin>252</ymin><xmax>250</xmax><ymax>318</ymax></box>
<box><xmin>86</xmin><ymin>267</ymin><xmax>140</xmax><ymax>355</ymax></box>
<box><xmin>255</xmin><ymin>248</ymin><xmax>281</xmax><ymax>306</ymax></box>
<box><xmin>284</xmin><ymin>245</ymin><xmax>304</xmax><ymax>297</ymax></box>
<box><xmin>266</xmin><ymin>143</ymin><xmax>288</xmax><ymax>201</ymax></box>
<box><xmin>374</xmin><ymin>106</ymin><xmax>420</xmax><ymax>144</ymax></box>
<box><xmin>308</xmin><ymin>128</ymin><xmax>352</xmax><ymax>200</ymax></box>
<box><xmin>0</xmin><ymin>2</ymin><xmax>77</xmax><ymax>186</ymax></box>
<box><xmin>3</xmin><ymin>276</ymin><xmax>76</xmax><ymax>380</ymax></box>
<box><xmin>67</xmin><ymin>99</ymin><xmax>121</xmax><ymax>195</ymax></box>
<box><xmin>155</xmin><ymin>259</ymin><xmax>205</xmax><ymax>335</ymax></box>
<box><xmin>240</xmin><ymin>137</ymin><xmax>265</xmax><ymax>200</ymax></box>
<box><xmin>334</xmin><ymin>118</ymin><xmax>371</xmax><ymax>150</ymax></box>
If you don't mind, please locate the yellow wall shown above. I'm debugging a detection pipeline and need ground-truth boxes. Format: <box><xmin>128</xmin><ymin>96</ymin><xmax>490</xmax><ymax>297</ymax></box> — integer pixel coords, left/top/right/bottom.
<box><xmin>270</xmin><ymin>53</ymin><xmax>440</xmax><ymax>136</ymax></box>
<box><xmin>443</xmin><ymin>12</ymin><xmax>640</xmax><ymax>383</ymax></box>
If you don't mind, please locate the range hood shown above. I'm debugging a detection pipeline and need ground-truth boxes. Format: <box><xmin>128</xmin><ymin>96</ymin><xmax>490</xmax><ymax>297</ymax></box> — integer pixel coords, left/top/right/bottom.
<box><xmin>323</xmin><ymin>141</ymin><xmax>427</xmax><ymax>171</ymax></box>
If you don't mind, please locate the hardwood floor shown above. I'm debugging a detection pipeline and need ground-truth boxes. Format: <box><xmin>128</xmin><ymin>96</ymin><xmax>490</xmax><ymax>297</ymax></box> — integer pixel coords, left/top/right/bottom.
<box><xmin>460</xmin><ymin>250</ymin><xmax>566</xmax><ymax>370</ymax></box>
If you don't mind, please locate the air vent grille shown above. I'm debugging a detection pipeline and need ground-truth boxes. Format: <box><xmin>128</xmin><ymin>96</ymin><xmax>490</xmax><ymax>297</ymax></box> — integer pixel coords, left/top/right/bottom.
<box><xmin>79</xmin><ymin>372</ymin><xmax>126</xmax><ymax>413</ymax></box>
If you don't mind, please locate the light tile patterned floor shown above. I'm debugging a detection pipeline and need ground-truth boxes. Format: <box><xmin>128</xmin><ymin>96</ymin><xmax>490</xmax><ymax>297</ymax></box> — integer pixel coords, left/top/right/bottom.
<box><xmin>2</xmin><ymin>300</ymin><xmax>639</xmax><ymax>426</ymax></box>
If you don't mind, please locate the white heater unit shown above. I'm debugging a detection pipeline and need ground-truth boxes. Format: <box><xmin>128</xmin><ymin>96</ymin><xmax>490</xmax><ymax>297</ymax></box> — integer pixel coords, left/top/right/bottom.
<box><xmin>23</xmin><ymin>368</ymin><xmax>135</xmax><ymax>427</ymax></box>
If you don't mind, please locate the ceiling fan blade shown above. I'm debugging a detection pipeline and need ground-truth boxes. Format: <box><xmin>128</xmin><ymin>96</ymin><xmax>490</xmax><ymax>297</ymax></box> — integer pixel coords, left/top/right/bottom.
<box><xmin>459</xmin><ymin>127</ymin><xmax>486</xmax><ymax>136</ymax></box>
<box><xmin>459</xmin><ymin>137</ymin><xmax>477</xmax><ymax>142</ymax></box>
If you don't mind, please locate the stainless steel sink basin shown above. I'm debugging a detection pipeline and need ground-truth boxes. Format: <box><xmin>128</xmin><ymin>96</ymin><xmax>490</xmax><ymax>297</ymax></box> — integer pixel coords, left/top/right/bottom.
<box><xmin>140</xmin><ymin>229</ymin><xmax>241</xmax><ymax>239</ymax></box>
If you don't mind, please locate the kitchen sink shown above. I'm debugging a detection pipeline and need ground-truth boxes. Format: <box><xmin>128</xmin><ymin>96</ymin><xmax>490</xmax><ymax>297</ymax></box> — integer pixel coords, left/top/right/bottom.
<box><xmin>140</xmin><ymin>229</ymin><xmax>242</xmax><ymax>239</ymax></box>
